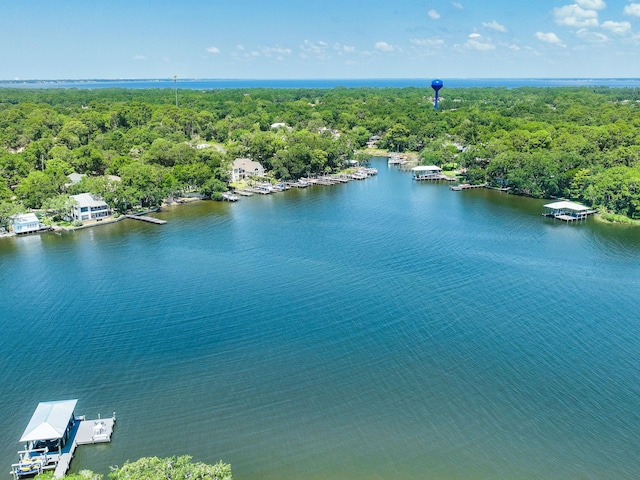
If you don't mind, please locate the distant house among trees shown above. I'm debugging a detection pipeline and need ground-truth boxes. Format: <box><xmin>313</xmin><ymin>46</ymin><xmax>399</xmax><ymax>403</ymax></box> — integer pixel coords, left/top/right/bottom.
<box><xmin>231</xmin><ymin>158</ymin><xmax>265</xmax><ymax>182</ymax></box>
<box><xmin>66</xmin><ymin>173</ymin><xmax>86</xmax><ymax>186</ymax></box>
<box><xmin>69</xmin><ymin>193</ymin><xmax>111</xmax><ymax>222</ymax></box>
<box><xmin>366</xmin><ymin>135</ymin><xmax>381</xmax><ymax>148</ymax></box>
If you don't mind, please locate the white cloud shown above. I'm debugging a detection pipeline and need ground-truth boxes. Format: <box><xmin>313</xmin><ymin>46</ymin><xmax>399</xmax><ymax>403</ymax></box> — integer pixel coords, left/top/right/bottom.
<box><xmin>601</xmin><ymin>20</ymin><xmax>631</xmax><ymax>35</ymax></box>
<box><xmin>577</xmin><ymin>28</ymin><xmax>609</xmax><ymax>42</ymax></box>
<box><xmin>553</xmin><ymin>5</ymin><xmax>599</xmax><ymax>27</ymax></box>
<box><xmin>464</xmin><ymin>33</ymin><xmax>495</xmax><ymax>50</ymax></box>
<box><xmin>133</xmin><ymin>54</ymin><xmax>146</xmax><ymax>60</ymax></box>
<box><xmin>206</xmin><ymin>46</ymin><xmax>220</xmax><ymax>54</ymax></box>
<box><xmin>231</xmin><ymin>44</ymin><xmax>291</xmax><ymax>60</ymax></box>
<box><xmin>623</xmin><ymin>3</ymin><xmax>640</xmax><ymax>16</ymax></box>
<box><xmin>410</xmin><ymin>37</ymin><xmax>445</xmax><ymax>47</ymax></box>
<box><xmin>375</xmin><ymin>41</ymin><xmax>396</xmax><ymax>52</ymax></box>
<box><xmin>576</xmin><ymin>0</ymin><xmax>606</xmax><ymax>9</ymax></box>
<box><xmin>482</xmin><ymin>20</ymin><xmax>507</xmax><ymax>32</ymax></box>
<box><xmin>300</xmin><ymin>40</ymin><xmax>330</xmax><ymax>59</ymax></box>
<box><xmin>452</xmin><ymin>2</ymin><xmax>463</xmax><ymax>9</ymax></box>
<box><xmin>297</xmin><ymin>41</ymin><xmax>356</xmax><ymax>59</ymax></box>
<box><xmin>535</xmin><ymin>31</ymin><xmax>566</xmax><ymax>47</ymax></box>
<box><xmin>260</xmin><ymin>46</ymin><xmax>292</xmax><ymax>58</ymax></box>
<box><xmin>428</xmin><ymin>9</ymin><xmax>441</xmax><ymax>19</ymax></box>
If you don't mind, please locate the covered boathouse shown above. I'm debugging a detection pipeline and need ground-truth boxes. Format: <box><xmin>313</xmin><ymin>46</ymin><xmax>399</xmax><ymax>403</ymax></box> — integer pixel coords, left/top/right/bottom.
<box><xmin>12</xmin><ymin>399</ymin><xmax>116</xmax><ymax>479</ymax></box>
<box><xmin>543</xmin><ymin>201</ymin><xmax>596</xmax><ymax>221</ymax></box>
<box><xmin>412</xmin><ymin>165</ymin><xmax>443</xmax><ymax>180</ymax></box>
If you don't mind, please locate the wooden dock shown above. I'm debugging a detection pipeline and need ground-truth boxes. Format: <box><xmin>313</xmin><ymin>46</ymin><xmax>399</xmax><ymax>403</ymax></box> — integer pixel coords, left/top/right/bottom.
<box><xmin>450</xmin><ymin>183</ymin><xmax>486</xmax><ymax>191</ymax></box>
<box><xmin>221</xmin><ymin>192</ymin><xmax>239</xmax><ymax>201</ymax></box>
<box><xmin>52</xmin><ymin>416</ymin><xmax>116</xmax><ymax>478</ymax></box>
<box><xmin>124</xmin><ymin>214</ymin><xmax>167</xmax><ymax>224</ymax></box>
<box><xmin>543</xmin><ymin>210</ymin><xmax>597</xmax><ymax>222</ymax></box>
<box><xmin>414</xmin><ymin>174</ymin><xmax>457</xmax><ymax>182</ymax></box>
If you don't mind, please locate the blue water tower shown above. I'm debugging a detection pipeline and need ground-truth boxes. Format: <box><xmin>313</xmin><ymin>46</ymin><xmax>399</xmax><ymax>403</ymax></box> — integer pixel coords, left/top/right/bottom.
<box><xmin>431</xmin><ymin>79</ymin><xmax>443</xmax><ymax>110</ymax></box>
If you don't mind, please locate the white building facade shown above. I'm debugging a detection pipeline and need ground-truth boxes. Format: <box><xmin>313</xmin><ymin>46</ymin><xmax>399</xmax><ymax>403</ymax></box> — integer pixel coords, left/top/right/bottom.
<box><xmin>12</xmin><ymin>213</ymin><xmax>42</xmax><ymax>234</ymax></box>
<box><xmin>70</xmin><ymin>193</ymin><xmax>111</xmax><ymax>222</ymax></box>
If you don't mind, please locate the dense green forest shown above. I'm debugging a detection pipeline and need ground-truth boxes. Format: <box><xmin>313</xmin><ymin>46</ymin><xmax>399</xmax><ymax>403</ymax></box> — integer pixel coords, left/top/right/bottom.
<box><xmin>1</xmin><ymin>85</ymin><xmax>640</xmax><ymax>228</ymax></box>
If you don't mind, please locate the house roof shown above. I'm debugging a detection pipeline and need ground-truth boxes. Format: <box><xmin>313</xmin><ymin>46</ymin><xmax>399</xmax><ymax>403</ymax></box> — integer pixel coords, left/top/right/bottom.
<box><xmin>67</xmin><ymin>173</ymin><xmax>86</xmax><ymax>185</ymax></box>
<box><xmin>70</xmin><ymin>193</ymin><xmax>108</xmax><ymax>208</ymax></box>
<box><xmin>20</xmin><ymin>399</ymin><xmax>77</xmax><ymax>442</ymax></box>
<box><xmin>13</xmin><ymin>213</ymin><xmax>39</xmax><ymax>224</ymax></box>
<box><xmin>232</xmin><ymin>158</ymin><xmax>263</xmax><ymax>172</ymax></box>
<box><xmin>544</xmin><ymin>201</ymin><xmax>589</xmax><ymax>211</ymax></box>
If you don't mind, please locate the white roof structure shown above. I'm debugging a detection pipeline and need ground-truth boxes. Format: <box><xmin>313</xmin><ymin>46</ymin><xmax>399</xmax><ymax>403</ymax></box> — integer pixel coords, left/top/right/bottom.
<box><xmin>66</xmin><ymin>173</ymin><xmax>86</xmax><ymax>185</ymax></box>
<box><xmin>544</xmin><ymin>201</ymin><xmax>589</xmax><ymax>211</ymax></box>
<box><xmin>13</xmin><ymin>213</ymin><xmax>39</xmax><ymax>224</ymax></box>
<box><xmin>20</xmin><ymin>399</ymin><xmax>77</xmax><ymax>442</ymax></box>
<box><xmin>412</xmin><ymin>165</ymin><xmax>442</xmax><ymax>172</ymax></box>
<box><xmin>70</xmin><ymin>193</ymin><xmax>108</xmax><ymax>208</ymax></box>
<box><xmin>232</xmin><ymin>158</ymin><xmax>263</xmax><ymax>173</ymax></box>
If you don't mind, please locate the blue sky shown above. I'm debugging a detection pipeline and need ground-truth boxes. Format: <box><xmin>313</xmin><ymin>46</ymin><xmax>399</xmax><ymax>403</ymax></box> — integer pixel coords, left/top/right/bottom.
<box><xmin>2</xmin><ymin>0</ymin><xmax>640</xmax><ymax>79</ymax></box>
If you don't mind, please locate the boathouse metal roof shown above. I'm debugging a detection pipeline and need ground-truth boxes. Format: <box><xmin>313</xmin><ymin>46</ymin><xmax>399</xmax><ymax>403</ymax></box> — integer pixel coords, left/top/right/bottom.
<box><xmin>543</xmin><ymin>201</ymin><xmax>589</xmax><ymax>211</ymax></box>
<box><xmin>20</xmin><ymin>399</ymin><xmax>77</xmax><ymax>442</ymax></box>
<box><xmin>412</xmin><ymin>165</ymin><xmax>442</xmax><ymax>171</ymax></box>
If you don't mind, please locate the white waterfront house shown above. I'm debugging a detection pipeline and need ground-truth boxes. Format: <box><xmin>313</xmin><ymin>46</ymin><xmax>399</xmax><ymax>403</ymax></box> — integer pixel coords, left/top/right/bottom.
<box><xmin>231</xmin><ymin>158</ymin><xmax>265</xmax><ymax>182</ymax></box>
<box><xmin>70</xmin><ymin>193</ymin><xmax>111</xmax><ymax>222</ymax></box>
<box><xmin>12</xmin><ymin>213</ymin><xmax>43</xmax><ymax>234</ymax></box>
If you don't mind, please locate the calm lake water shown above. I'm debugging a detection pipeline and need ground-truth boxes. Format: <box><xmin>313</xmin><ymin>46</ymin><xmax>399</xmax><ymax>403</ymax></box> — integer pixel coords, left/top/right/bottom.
<box><xmin>2</xmin><ymin>159</ymin><xmax>640</xmax><ymax>480</ymax></box>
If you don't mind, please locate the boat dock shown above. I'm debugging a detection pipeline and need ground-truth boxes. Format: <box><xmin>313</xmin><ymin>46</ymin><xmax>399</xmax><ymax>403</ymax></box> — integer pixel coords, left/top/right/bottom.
<box><xmin>542</xmin><ymin>201</ymin><xmax>597</xmax><ymax>222</ymax></box>
<box><xmin>450</xmin><ymin>183</ymin><xmax>486</xmax><ymax>191</ymax></box>
<box><xmin>52</xmin><ymin>416</ymin><xmax>116</xmax><ymax>478</ymax></box>
<box><xmin>411</xmin><ymin>166</ymin><xmax>456</xmax><ymax>182</ymax></box>
<box><xmin>238</xmin><ymin>168</ymin><xmax>376</xmax><ymax>194</ymax></box>
<box><xmin>11</xmin><ymin>400</ymin><xmax>116</xmax><ymax>480</ymax></box>
<box><xmin>414</xmin><ymin>173</ymin><xmax>457</xmax><ymax>182</ymax></box>
<box><xmin>543</xmin><ymin>210</ymin><xmax>597</xmax><ymax>222</ymax></box>
<box><xmin>221</xmin><ymin>192</ymin><xmax>239</xmax><ymax>201</ymax></box>
<box><xmin>124</xmin><ymin>214</ymin><xmax>167</xmax><ymax>224</ymax></box>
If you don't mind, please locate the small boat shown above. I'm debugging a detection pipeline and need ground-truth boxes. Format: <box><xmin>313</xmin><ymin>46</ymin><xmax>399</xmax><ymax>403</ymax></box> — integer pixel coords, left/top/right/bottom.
<box><xmin>15</xmin><ymin>457</ymin><xmax>43</xmax><ymax>477</ymax></box>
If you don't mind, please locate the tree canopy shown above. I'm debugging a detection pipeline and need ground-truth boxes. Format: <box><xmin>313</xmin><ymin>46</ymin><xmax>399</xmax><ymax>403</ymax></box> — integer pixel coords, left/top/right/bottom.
<box><xmin>38</xmin><ymin>455</ymin><xmax>232</xmax><ymax>480</ymax></box>
<box><xmin>1</xmin><ymin>85</ymin><xmax>640</xmax><ymax>219</ymax></box>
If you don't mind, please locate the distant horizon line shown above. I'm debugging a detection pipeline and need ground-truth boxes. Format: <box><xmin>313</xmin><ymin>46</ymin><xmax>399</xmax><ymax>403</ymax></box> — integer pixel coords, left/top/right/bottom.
<box><xmin>2</xmin><ymin>76</ymin><xmax>640</xmax><ymax>82</ymax></box>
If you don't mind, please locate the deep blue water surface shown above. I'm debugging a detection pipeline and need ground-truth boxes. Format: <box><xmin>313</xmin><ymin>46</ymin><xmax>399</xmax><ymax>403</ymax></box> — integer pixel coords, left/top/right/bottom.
<box><xmin>2</xmin><ymin>160</ymin><xmax>640</xmax><ymax>479</ymax></box>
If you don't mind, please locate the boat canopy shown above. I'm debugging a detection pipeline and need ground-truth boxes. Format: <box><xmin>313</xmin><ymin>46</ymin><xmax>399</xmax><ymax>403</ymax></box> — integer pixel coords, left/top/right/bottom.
<box><xmin>543</xmin><ymin>201</ymin><xmax>589</xmax><ymax>212</ymax></box>
<box><xmin>20</xmin><ymin>400</ymin><xmax>77</xmax><ymax>442</ymax></box>
<box><xmin>412</xmin><ymin>165</ymin><xmax>442</xmax><ymax>172</ymax></box>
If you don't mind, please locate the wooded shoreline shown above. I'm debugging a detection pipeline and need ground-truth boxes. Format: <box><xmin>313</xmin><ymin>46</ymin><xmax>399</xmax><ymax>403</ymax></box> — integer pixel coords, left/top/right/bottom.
<box><xmin>2</xmin><ymin>85</ymin><xmax>640</xmax><ymax>231</ymax></box>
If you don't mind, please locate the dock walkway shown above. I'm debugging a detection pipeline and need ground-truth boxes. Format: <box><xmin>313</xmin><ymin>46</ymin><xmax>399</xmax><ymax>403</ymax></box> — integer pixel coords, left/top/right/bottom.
<box><xmin>450</xmin><ymin>183</ymin><xmax>487</xmax><ymax>191</ymax></box>
<box><xmin>52</xmin><ymin>417</ymin><xmax>115</xmax><ymax>478</ymax></box>
<box><xmin>414</xmin><ymin>174</ymin><xmax>457</xmax><ymax>182</ymax></box>
<box><xmin>543</xmin><ymin>210</ymin><xmax>597</xmax><ymax>222</ymax></box>
<box><xmin>124</xmin><ymin>214</ymin><xmax>167</xmax><ymax>225</ymax></box>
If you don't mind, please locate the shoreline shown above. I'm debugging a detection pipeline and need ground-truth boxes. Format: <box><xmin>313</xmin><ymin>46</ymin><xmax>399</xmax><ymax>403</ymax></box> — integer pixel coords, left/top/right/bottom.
<box><xmin>3</xmin><ymin>158</ymin><xmax>639</xmax><ymax>240</ymax></box>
